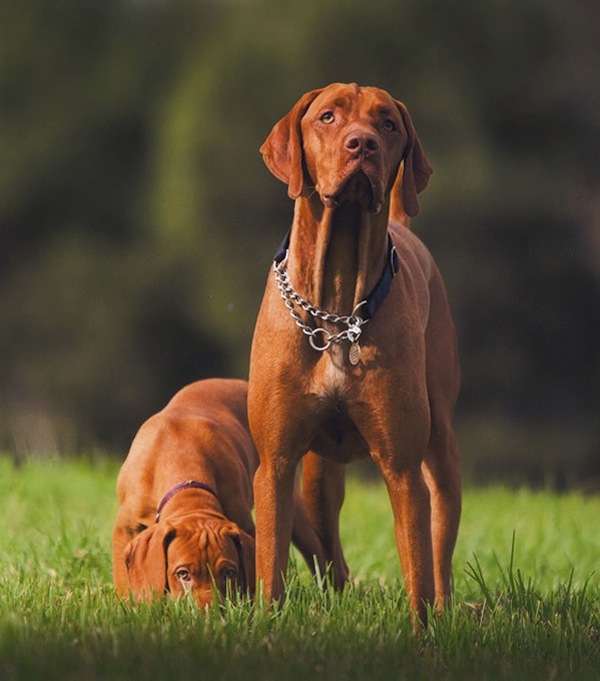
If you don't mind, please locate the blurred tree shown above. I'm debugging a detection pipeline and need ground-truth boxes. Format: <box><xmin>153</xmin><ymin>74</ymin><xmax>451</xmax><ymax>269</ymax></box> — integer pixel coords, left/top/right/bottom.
<box><xmin>0</xmin><ymin>1</ymin><xmax>230</xmax><ymax>454</ymax></box>
<box><xmin>1</xmin><ymin>0</ymin><xmax>598</xmax><ymax>485</ymax></box>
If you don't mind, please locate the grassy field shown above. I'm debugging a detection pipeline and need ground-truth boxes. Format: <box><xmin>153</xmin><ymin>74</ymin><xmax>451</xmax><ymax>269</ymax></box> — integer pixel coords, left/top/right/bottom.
<box><xmin>0</xmin><ymin>454</ymin><xmax>598</xmax><ymax>680</ymax></box>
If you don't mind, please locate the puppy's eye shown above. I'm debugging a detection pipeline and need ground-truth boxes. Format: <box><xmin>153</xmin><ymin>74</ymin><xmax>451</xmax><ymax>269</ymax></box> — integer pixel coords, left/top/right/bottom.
<box><xmin>222</xmin><ymin>567</ymin><xmax>237</xmax><ymax>581</ymax></box>
<box><xmin>320</xmin><ymin>111</ymin><xmax>335</xmax><ymax>124</ymax></box>
<box><xmin>176</xmin><ymin>568</ymin><xmax>191</xmax><ymax>582</ymax></box>
<box><xmin>382</xmin><ymin>120</ymin><xmax>396</xmax><ymax>132</ymax></box>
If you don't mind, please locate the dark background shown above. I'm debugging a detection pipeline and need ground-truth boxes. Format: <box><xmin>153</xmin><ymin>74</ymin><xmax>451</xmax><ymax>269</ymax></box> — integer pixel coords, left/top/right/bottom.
<box><xmin>1</xmin><ymin>0</ymin><xmax>599</xmax><ymax>487</ymax></box>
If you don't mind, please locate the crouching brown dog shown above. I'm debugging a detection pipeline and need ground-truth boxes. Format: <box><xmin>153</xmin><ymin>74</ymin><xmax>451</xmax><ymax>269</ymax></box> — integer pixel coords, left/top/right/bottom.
<box><xmin>113</xmin><ymin>378</ymin><xmax>324</xmax><ymax>608</ymax></box>
<box><xmin>248</xmin><ymin>83</ymin><xmax>461</xmax><ymax>626</ymax></box>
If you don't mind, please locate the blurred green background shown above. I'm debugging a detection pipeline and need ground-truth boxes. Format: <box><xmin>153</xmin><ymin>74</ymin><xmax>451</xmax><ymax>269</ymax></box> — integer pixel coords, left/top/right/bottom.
<box><xmin>1</xmin><ymin>0</ymin><xmax>598</xmax><ymax>486</ymax></box>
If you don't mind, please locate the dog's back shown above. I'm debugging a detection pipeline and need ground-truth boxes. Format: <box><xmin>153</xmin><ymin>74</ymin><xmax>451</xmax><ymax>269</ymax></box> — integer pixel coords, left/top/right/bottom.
<box><xmin>116</xmin><ymin>378</ymin><xmax>256</xmax><ymax>509</ymax></box>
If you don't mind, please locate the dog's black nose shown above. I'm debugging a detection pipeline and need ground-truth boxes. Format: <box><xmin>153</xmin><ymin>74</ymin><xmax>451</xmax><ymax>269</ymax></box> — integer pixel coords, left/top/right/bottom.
<box><xmin>344</xmin><ymin>131</ymin><xmax>380</xmax><ymax>157</ymax></box>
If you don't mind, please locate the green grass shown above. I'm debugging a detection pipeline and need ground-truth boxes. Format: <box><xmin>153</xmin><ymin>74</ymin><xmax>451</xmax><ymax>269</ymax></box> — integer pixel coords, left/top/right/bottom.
<box><xmin>0</xmin><ymin>454</ymin><xmax>598</xmax><ymax>680</ymax></box>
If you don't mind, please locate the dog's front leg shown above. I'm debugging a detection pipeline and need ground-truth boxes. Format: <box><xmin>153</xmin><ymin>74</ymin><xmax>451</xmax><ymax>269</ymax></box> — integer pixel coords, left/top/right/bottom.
<box><xmin>253</xmin><ymin>456</ymin><xmax>297</xmax><ymax>602</ymax></box>
<box><xmin>355</xmin><ymin>379</ymin><xmax>435</xmax><ymax>627</ymax></box>
<box><xmin>377</xmin><ymin>462</ymin><xmax>435</xmax><ymax>625</ymax></box>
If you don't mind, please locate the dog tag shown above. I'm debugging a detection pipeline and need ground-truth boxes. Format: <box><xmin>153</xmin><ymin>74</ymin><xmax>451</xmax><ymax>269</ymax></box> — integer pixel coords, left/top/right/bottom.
<box><xmin>349</xmin><ymin>342</ymin><xmax>361</xmax><ymax>365</ymax></box>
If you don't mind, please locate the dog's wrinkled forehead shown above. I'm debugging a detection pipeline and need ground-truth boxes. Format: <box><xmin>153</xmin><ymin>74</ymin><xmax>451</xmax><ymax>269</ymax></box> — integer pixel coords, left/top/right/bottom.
<box><xmin>304</xmin><ymin>83</ymin><xmax>401</xmax><ymax>125</ymax></box>
<box><xmin>169</xmin><ymin>519</ymin><xmax>238</xmax><ymax>555</ymax></box>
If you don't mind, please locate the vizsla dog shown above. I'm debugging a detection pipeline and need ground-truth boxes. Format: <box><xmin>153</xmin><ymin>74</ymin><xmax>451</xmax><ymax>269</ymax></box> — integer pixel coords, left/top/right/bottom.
<box><xmin>113</xmin><ymin>378</ymin><xmax>324</xmax><ymax>608</ymax></box>
<box><xmin>248</xmin><ymin>83</ymin><xmax>461</xmax><ymax>625</ymax></box>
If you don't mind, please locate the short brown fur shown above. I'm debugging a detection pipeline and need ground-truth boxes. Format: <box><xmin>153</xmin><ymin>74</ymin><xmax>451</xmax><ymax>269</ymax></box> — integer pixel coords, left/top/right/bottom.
<box><xmin>249</xmin><ymin>83</ymin><xmax>461</xmax><ymax>625</ymax></box>
<box><xmin>113</xmin><ymin>378</ymin><xmax>324</xmax><ymax>608</ymax></box>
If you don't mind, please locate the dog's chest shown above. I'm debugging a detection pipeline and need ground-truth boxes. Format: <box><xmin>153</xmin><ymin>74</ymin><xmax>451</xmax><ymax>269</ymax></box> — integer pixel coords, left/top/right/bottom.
<box><xmin>308</xmin><ymin>342</ymin><xmax>374</xmax><ymax>396</ymax></box>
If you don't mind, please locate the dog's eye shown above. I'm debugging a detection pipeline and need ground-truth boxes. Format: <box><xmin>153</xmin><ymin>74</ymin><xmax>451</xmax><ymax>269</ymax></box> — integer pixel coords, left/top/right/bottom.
<box><xmin>176</xmin><ymin>568</ymin><xmax>191</xmax><ymax>582</ymax></box>
<box><xmin>320</xmin><ymin>111</ymin><xmax>335</xmax><ymax>124</ymax></box>
<box><xmin>222</xmin><ymin>567</ymin><xmax>237</xmax><ymax>581</ymax></box>
<box><xmin>382</xmin><ymin>119</ymin><xmax>396</xmax><ymax>132</ymax></box>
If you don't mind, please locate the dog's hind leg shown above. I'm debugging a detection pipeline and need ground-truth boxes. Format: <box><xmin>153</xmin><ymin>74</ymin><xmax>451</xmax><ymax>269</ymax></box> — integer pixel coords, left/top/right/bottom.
<box><xmin>291</xmin><ymin>481</ymin><xmax>327</xmax><ymax>578</ymax></box>
<box><xmin>301</xmin><ymin>451</ymin><xmax>350</xmax><ymax>589</ymax></box>
<box><xmin>421</xmin><ymin>266</ymin><xmax>462</xmax><ymax>606</ymax></box>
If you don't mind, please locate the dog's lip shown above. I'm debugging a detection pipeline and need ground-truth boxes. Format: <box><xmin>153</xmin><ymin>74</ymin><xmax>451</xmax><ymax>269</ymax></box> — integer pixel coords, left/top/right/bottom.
<box><xmin>321</xmin><ymin>167</ymin><xmax>382</xmax><ymax>212</ymax></box>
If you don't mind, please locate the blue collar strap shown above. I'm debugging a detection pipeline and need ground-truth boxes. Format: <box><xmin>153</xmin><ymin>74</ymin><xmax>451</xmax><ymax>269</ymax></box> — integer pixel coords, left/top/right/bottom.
<box><xmin>273</xmin><ymin>230</ymin><xmax>399</xmax><ymax>322</ymax></box>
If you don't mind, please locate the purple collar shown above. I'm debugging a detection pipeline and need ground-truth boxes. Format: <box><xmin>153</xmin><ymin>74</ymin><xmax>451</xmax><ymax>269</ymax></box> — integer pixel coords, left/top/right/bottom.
<box><xmin>155</xmin><ymin>480</ymin><xmax>219</xmax><ymax>523</ymax></box>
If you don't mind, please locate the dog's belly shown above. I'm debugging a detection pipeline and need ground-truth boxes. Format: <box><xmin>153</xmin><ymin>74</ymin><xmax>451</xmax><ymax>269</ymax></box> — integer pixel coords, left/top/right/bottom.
<box><xmin>307</xmin><ymin>410</ymin><xmax>370</xmax><ymax>464</ymax></box>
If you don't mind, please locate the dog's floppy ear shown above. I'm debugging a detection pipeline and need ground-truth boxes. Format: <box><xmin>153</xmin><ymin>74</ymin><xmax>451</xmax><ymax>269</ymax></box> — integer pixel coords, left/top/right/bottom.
<box><xmin>392</xmin><ymin>100</ymin><xmax>433</xmax><ymax>218</ymax></box>
<box><xmin>124</xmin><ymin>524</ymin><xmax>176</xmax><ymax>600</ymax></box>
<box><xmin>260</xmin><ymin>89</ymin><xmax>323</xmax><ymax>200</ymax></box>
<box><xmin>228</xmin><ymin>527</ymin><xmax>255</xmax><ymax>596</ymax></box>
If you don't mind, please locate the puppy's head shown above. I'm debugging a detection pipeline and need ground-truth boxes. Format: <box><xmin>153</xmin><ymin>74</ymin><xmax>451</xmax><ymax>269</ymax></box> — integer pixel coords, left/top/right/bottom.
<box><xmin>123</xmin><ymin>517</ymin><xmax>255</xmax><ymax>608</ymax></box>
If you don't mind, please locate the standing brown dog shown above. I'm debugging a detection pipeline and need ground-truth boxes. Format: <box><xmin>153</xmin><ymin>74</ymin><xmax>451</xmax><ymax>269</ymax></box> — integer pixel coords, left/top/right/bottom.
<box><xmin>248</xmin><ymin>83</ymin><xmax>461</xmax><ymax>624</ymax></box>
<box><xmin>113</xmin><ymin>378</ymin><xmax>324</xmax><ymax>608</ymax></box>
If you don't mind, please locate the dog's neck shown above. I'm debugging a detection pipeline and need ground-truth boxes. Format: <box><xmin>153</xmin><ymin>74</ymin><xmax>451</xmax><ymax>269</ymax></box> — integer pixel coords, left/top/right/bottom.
<box><xmin>155</xmin><ymin>485</ymin><xmax>226</xmax><ymax>524</ymax></box>
<box><xmin>165</xmin><ymin>507</ymin><xmax>228</xmax><ymax>525</ymax></box>
<box><xmin>287</xmin><ymin>195</ymin><xmax>390</xmax><ymax>314</ymax></box>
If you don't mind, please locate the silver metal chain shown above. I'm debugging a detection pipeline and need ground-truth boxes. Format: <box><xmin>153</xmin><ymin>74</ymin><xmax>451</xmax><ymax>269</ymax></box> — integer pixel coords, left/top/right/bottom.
<box><xmin>273</xmin><ymin>252</ymin><xmax>367</xmax><ymax>352</ymax></box>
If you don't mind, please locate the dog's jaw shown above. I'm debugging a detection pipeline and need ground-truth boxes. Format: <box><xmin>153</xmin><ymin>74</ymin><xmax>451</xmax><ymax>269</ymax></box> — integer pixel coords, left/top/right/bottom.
<box><xmin>320</xmin><ymin>169</ymin><xmax>383</xmax><ymax>214</ymax></box>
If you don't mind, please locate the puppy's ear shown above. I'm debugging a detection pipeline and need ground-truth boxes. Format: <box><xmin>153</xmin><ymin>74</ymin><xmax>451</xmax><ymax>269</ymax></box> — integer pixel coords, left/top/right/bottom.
<box><xmin>228</xmin><ymin>527</ymin><xmax>256</xmax><ymax>597</ymax></box>
<box><xmin>124</xmin><ymin>524</ymin><xmax>176</xmax><ymax>600</ymax></box>
<box><xmin>392</xmin><ymin>101</ymin><xmax>433</xmax><ymax>218</ymax></box>
<box><xmin>260</xmin><ymin>89</ymin><xmax>323</xmax><ymax>199</ymax></box>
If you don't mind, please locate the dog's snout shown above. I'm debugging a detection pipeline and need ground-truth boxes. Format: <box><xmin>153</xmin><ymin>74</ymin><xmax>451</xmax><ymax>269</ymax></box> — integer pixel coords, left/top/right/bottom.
<box><xmin>344</xmin><ymin>131</ymin><xmax>380</xmax><ymax>157</ymax></box>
